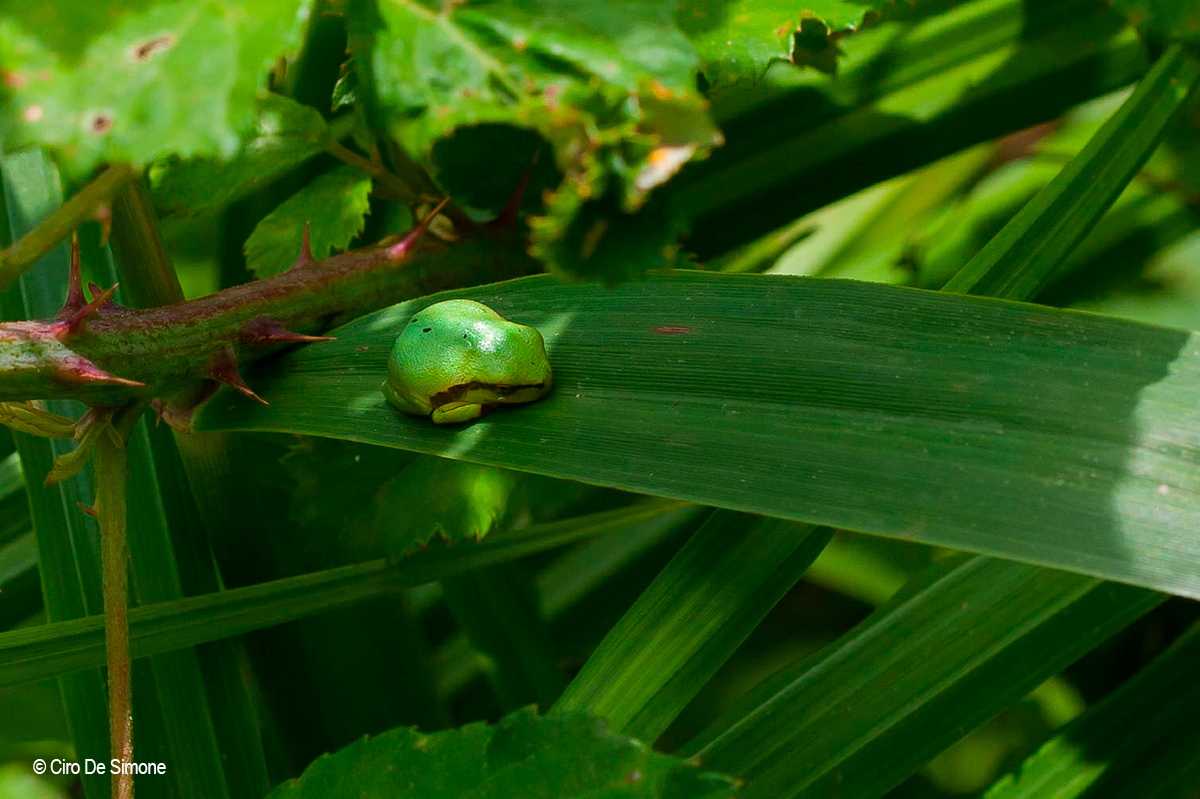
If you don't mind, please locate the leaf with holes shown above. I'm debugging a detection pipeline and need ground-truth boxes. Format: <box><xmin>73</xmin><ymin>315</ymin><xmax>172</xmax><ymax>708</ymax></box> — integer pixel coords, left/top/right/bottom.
<box><xmin>244</xmin><ymin>165</ymin><xmax>373</xmax><ymax>278</ymax></box>
<box><xmin>0</xmin><ymin>0</ymin><xmax>313</xmax><ymax>178</ymax></box>
<box><xmin>676</xmin><ymin>0</ymin><xmax>896</xmax><ymax>88</ymax></box>
<box><xmin>346</xmin><ymin>0</ymin><xmax>722</xmax><ymax>280</ymax></box>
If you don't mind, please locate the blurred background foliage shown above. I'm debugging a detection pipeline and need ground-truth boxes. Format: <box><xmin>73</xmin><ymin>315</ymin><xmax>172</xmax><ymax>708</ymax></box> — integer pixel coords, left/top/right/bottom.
<box><xmin>2</xmin><ymin>0</ymin><xmax>1200</xmax><ymax>796</ymax></box>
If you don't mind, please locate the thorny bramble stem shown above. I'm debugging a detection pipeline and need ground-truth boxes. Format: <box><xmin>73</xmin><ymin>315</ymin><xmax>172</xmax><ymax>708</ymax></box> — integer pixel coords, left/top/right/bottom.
<box><xmin>0</xmin><ymin>200</ymin><xmax>540</xmax><ymax>412</ymax></box>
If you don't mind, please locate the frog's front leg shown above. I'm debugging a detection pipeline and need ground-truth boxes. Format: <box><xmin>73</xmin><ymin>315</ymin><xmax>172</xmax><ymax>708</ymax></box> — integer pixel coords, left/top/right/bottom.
<box><xmin>431</xmin><ymin>401</ymin><xmax>485</xmax><ymax>424</ymax></box>
<box><xmin>381</xmin><ymin>380</ymin><xmax>431</xmax><ymax>416</ymax></box>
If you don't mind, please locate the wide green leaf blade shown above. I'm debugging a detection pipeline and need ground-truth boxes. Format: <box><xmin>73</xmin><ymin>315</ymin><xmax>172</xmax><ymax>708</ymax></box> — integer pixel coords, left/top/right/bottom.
<box><xmin>198</xmin><ymin>271</ymin><xmax>1200</xmax><ymax>598</ymax></box>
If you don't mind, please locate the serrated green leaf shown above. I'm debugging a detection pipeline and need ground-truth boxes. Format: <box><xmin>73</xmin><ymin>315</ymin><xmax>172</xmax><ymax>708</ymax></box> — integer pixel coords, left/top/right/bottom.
<box><xmin>244</xmin><ymin>165</ymin><xmax>372</xmax><ymax>278</ymax></box>
<box><xmin>1111</xmin><ymin>0</ymin><xmax>1200</xmax><ymax>44</ymax></box>
<box><xmin>331</xmin><ymin>63</ymin><xmax>357</xmax><ymax>113</ymax></box>
<box><xmin>347</xmin><ymin>0</ymin><xmax>721</xmax><ymax>279</ymax></box>
<box><xmin>197</xmin><ymin>271</ymin><xmax>1200</xmax><ymax>599</ymax></box>
<box><xmin>267</xmin><ymin>707</ymin><xmax>738</xmax><ymax>798</ymax></box>
<box><xmin>149</xmin><ymin>93</ymin><xmax>330</xmax><ymax>223</ymax></box>
<box><xmin>283</xmin><ymin>440</ymin><xmax>520</xmax><ymax>558</ymax></box>
<box><xmin>0</xmin><ymin>0</ymin><xmax>313</xmax><ymax>178</ymax></box>
<box><xmin>677</xmin><ymin>0</ymin><xmax>895</xmax><ymax>88</ymax></box>
<box><xmin>375</xmin><ymin>458</ymin><xmax>519</xmax><ymax>557</ymax></box>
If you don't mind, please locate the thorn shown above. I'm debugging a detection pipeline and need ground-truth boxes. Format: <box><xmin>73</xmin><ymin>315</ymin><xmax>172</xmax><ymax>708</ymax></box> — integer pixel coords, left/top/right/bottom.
<box><xmin>77</xmin><ymin>501</ymin><xmax>98</xmax><ymax>518</ymax></box>
<box><xmin>151</xmin><ymin>380</ymin><xmax>221</xmax><ymax>433</ymax></box>
<box><xmin>52</xmin><ymin>282</ymin><xmax>120</xmax><ymax>337</ymax></box>
<box><xmin>94</xmin><ymin>203</ymin><xmax>112</xmax><ymax>247</ymax></box>
<box><xmin>58</xmin><ymin>233</ymin><xmax>87</xmax><ymax>316</ymax></box>
<box><xmin>291</xmin><ymin>223</ymin><xmax>317</xmax><ymax>269</ymax></box>
<box><xmin>208</xmin><ymin>347</ymin><xmax>268</xmax><ymax>404</ymax></box>
<box><xmin>57</xmin><ymin>356</ymin><xmax>145</xmax><ymax>388</ymax></box>
<box><xmin>384</xmin><ymin>197</ymin><xmax>450</xmax><ymax>262</ymax></box>
<box><xmin>87</xmin><ymin>281</ymin><xmax>121</xmax><ymax>313</ymax></box>
<box><xmin>490</xmin><ymin>149</ymin><xmax>541</xmax><ymax>229</ymax></box>
<box><xmin>240</xmin><ymin>316</ymin><xmax>335</xmax><ymax>348</ymax></box>
<box><xmin>151</xmin><ymin>398</ymin><xmax>198</xmax><ymax>433</ymax></box>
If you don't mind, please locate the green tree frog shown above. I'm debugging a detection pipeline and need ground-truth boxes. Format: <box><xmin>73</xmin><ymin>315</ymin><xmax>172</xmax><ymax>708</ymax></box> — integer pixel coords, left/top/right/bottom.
<box><xmin>381</xmin><ymin>299</ymin><xmax>553</xmax><ymax>424</ymax></box>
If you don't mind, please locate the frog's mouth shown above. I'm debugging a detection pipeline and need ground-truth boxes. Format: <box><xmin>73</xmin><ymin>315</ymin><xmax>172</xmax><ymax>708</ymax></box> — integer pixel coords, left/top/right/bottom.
<box><xmin>431</xmin><ymin>380</ymin><xmax>548</xmax><ymax>407</ymax></box>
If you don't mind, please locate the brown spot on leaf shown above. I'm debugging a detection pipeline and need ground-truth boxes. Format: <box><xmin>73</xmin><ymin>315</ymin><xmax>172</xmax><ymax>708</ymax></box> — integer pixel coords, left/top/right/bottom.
<box><xmin>654</xmin><ymin>325</ymin><xmax>692</xmax><ymax>335</ymax></box>
<box><xmin>23</xmin><ymin>105</ymin><xmax>43</xmax><ymax>123</ymax></box>
<box><xmin>89</xmin><ymin>112</ymin><xmax>114</xmax><ymax>134</ymax></box>
<box><xmin>2</xmin><ymin>71</ymin><xmax>27</xmax><ymax>88</ymax></box>
<box><xmin>130</xmin><ymin>34</ymin><xmax>176</xmax><ymax>61</ymax></box>
<box><xmin>649</xmin><ymin>79</ymin><xmax>673</xmax><ymax>100</ymax></box>
<box><xmin>579</xmin><ymin>218</ymin><xmax>608</xmax><ymax>260</ymax></box>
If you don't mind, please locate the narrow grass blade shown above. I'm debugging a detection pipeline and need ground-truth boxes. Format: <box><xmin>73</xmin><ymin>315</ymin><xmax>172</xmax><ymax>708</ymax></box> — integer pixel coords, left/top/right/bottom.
<box><xmin>0</xmin><ymin>500</ymin><xmax>688</xmax><ymax>689</ymax></box>
<box><xmin>554</xmin><ymin>512</ymin><xmax>833</xmax><ymax>742</ymax></box>
<box><xmin>680</xmin><ymin>556</ymin><xmax>1163</xmax><ymax>799</ymax></box>
<box><xmin>984</xmin><ymin>621</ymin><xmax>1200</xmax><ymax>799</ymax></box>
<box><xmin>1</xmin><ymin>149</ymin><xmax>109</xmax><ymax>799</ymax></box>
<box><xmin>943</xmin><ymin>43</ymin><xmax>1200</xmax><ymax>299</ymax></box>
